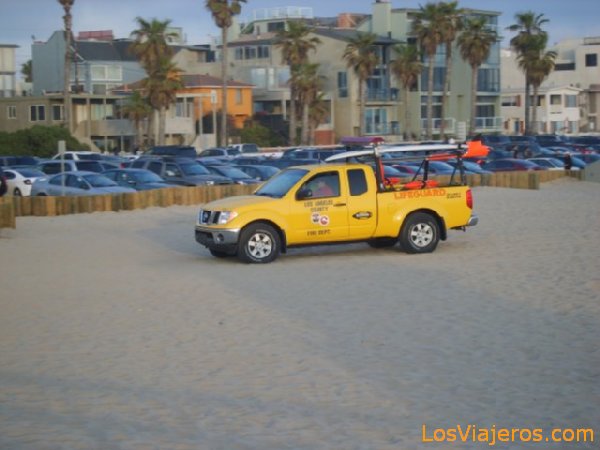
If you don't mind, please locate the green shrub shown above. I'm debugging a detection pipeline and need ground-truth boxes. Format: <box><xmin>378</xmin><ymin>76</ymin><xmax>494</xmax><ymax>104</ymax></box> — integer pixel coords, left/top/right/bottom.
<box><xmin>0</xmin><ymin>125</ymin><xmax>89</xmax><ymax>157</ymax></box>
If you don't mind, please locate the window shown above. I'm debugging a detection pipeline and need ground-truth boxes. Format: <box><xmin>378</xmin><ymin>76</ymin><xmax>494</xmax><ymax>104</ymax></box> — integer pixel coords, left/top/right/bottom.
<box><xmin>91</xmin><ymin>65</ymin><xmax>106</xmax><ymax>80</ymax></box>
<box><xmin>244</xmin><ymin>46</ymin><xmax>256</xmax><ymax>59</ymax></box>
<box><xmin>303</xmin><ymin>172</ymin><xmax>340</xmax><ymax>199</ymax></box>
<box><xmin>235</xmin><ymin>89</ymin><xmax>243</xmax><ymax>105</ymax></box>
<box><xmin>421</xmin><ymin>67</ymin><xmax>446</xmax><ymax>92</ymax></box>
<box><xmin>234</xmin><ymin>47</ymin><xmax>244</xmax><ymax>60</ymax></box>
<box><xmin>338</xmin><ymin>72</ymin><xmax>348</xmax><ymax>98</ymax></box>
<box><xmin>565</xmin><ymin>95</ymin><xmax>577</xmax><ymax>108</ymax></box>
<box><xmin>550</xmin><ymin>95</ymin><xmax>561</xmax><ymax>105</ymax></box>
<box><xmin>148</xmin><ymin>162</ymin><xmax>163</xmax><ymax>174</ymax></box>
<box><xmin>257</xmin><ymin>45</ymin><xmax>270</xmax><ymax>59</ymax></box>
<box><xmin>476</xmin><ymin>105</ymin><xmax>495</xmax><ymax>118</ymax></box>
<box><xmin>501</xmin><ymin>95</ymin><xmax>520</xmax><ymax>107</ymax></box>
<box><xmin>250</xmin><ymin>68</ymin><xmax>267</xmax><ymax>89</ymax></box>
<box><xmin>277</xmin><ymin>67</ymin><xmax>290</xmax><ymax>88</ymax></box>
<box><xmin>30</xmin><ymin>105</ymin><xmax>45</xmax><ymax>122</ymax></box>
<box><xmin>585</xmin><ymin>53</ymin><xmax>597</xmax><ymax>67</ymax></box>
<box><xmin>347</xmin><ymin>169</ymin><xmax>368</xmax><ymax>196</ymax></box>
<box><xmin>52</xmin><ymin>105</ymin><xmax>64</xmax><ymax>121</ymax></box>
<box><xmin>92</xmin><ymin>84</ymin><xmax>107</xmax><ymax>95</ymax></box>
<box><xmin>477</xmin><ymin>68</ymin><xmax>500</xmax><ymax>92</ymax></box>
<box><xmin>7</xmin><ymin>105</ymin><xmax>16</xmax><ymax>119</ymax></box>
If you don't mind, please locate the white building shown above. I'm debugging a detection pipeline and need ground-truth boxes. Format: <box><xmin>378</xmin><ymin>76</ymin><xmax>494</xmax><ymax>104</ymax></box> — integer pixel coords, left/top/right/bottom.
<box><xmin>501</xmin><ymin>36</ymin><xmax>600</xmax><ymax>134</ymax></box>
<box><xmin>0</xmin><ymin>44</ymin><xmax>18</xmax><ymax>98</ymax></box>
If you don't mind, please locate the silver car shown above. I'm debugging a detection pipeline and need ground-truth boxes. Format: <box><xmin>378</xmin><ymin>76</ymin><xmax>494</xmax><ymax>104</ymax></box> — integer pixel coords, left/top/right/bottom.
<box><xmin>31</xmin><ymin>171</ymin><xmax>136</xmax><ymax>196</ymax></box>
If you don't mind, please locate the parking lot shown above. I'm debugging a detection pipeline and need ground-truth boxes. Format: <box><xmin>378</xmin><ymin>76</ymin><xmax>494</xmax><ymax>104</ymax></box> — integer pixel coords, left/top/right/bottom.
<box><xmin>1</xmin><ymin>179</ymin><xmax>599</xmax><ymax>449</ymax></box>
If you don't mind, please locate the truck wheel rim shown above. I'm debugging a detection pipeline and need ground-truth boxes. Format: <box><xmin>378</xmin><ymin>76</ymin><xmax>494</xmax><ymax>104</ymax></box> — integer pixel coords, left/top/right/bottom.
<box><xmin>409</xmin><ymin>223</ymin><xmax>434</xmax><ymax>247</ymax></box>
<box><xmin>248</xmin><ymin>232</ymin><xmax>273</xmax><ymax>258</ymax></box>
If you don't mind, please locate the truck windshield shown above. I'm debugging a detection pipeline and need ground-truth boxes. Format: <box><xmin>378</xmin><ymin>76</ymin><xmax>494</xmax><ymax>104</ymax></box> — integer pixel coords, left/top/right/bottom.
<box><xmin>255</xmin><ymin>168</ymin><xmax>308</xmax><ymax>198</ymax></box>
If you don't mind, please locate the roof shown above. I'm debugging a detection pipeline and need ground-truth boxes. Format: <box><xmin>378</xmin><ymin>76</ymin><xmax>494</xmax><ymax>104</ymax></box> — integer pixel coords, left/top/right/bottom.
<box><xmin>114</xmin><ymin>74</ymin><xmax>253</xmax><ymax>92</ymax></box>
<box><xmin>312</xmin><ymin>28</ymin><xmax>400</xmax><ymax>45</ymax></box>
<box><xmin>73</xmin><ymin>37</ymin><xmax>211</xmax><ymax>63</ymax></box>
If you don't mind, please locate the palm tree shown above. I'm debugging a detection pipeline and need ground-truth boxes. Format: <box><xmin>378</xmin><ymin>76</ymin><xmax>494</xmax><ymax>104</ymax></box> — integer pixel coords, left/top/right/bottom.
<box><xmin>457</xmin><ymin>16</ymin><xmax>498</xmax><ymax>136</ymax></box>
<box><xmin>412</xmin><ymin>2</ymin><xmax>444</xmax><ymax>139</ymax></box>
<box><xmin>437</xmin><ymin>1</ymin><xmax>463</xmax><ymax>138</ymax></box>
<box><xmin>21</xmin><ymin>60</ymin><xmax>33</xmax><ymax>83</ymax></box>
<box><xmin>308</xmin><ymin>92</ymin><xmax>329</xmax><ymax>145</ymax></box>
<box><xmin>274</xmin><ymin>21</ymin><xmax>321</xmax><ymax>145</ymax></box>
<box><xmin>342</xmin><ymin>33</ymin><xmax>379</xmax><ymax>136</ymax></box>
<box><xmin>122</xmin><ymin>91</ymin><xmax>152</xmax><ymax>151</ymax></box>
<box><xmin>293</xmin><ymin>63</ymin><xmax>322</xmax><ymax>145</ymax></box>
<box><xmin>130</xmin><ymin>18</ymin><xmax>180</xmax><ymax>145</ymax></box>
<box><xmin>205</xmin><ymin>0</ymin><xmax>246</xmax><ymax>147</ymax></box>
<box><xmin>141</xmin><ymin>59</ymin><xmax>184</xmax><ymax>145</ymax></box>
<box><xmin>507</xmin><ymin>11</ymin><xmax>549</xmax><ymax>135</ymax></box>
<box><xmin>518</xmin><ymin>34</ymin><xmax>556</xmax><ymax>135</ymax></box>
<box><xmin>58</xmin><ymin>0</ymin><xmax>74</xmax><ymax>133</ymax></box>
<box><xmin>390</xmin><ymin>44</ymin><xmax>423</xmax><ymax>140</ymax></box>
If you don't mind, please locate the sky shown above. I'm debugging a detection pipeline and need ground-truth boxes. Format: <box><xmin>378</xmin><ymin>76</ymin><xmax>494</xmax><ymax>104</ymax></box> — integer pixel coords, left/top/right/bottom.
<box><xmin>1</xmin><ymin>0</ymin><xmax>599</xmax><ymax>74</ymax></box>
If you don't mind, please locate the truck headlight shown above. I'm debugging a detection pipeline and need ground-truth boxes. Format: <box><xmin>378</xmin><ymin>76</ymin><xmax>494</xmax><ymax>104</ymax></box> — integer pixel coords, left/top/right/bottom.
<box><xmin>218</xmin><ymin>211</ymin><xmax>238</xmax><ymax>224</ymax></box>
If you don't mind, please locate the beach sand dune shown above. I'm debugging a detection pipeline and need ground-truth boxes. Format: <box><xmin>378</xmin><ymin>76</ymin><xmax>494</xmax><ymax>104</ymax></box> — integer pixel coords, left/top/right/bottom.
<box><xmin>1</xmin><ymin>178</ymin><xmax>598</xmax><ymax>449</ymax></box>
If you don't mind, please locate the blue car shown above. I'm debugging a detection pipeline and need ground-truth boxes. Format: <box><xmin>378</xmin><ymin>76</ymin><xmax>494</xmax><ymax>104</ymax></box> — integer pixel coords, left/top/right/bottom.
<box><xmin>31</xmin><ymin>171</ymin><xmax>136</xmax><ymax>196</ymax></box>
<box><xmin>102</xmin><ymin>168</ymin><xmax>172</xmax><ymax>191</ymax></box>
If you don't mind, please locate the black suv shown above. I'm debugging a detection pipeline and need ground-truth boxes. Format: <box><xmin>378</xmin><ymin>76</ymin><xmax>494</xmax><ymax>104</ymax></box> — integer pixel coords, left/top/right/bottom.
<box><xmin>147</xmin><ymin>145</ymin><xmax>198</xmax><ymax>158</ymax></box>
<box><xmin>129</xmin><ymin>157</ymin><xmax>232</xmax><ymax>186</ymax></box>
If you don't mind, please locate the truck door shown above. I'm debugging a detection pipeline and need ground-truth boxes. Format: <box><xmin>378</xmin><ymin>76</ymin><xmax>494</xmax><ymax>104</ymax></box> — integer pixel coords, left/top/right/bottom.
<box><xmin>345</xmin><ymin>168</ymin><xmax>377</xmax><ymax>239</ymax></box>
<box><xmin>288</xmin><ymin>170</ymin><xmax>349</xmax><ymax>244</ymax></box>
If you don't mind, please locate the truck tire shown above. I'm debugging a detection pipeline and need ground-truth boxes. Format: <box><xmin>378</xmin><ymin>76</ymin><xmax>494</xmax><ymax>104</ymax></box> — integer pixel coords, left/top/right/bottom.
<box><xmin>399</xmin><ymin>212</ymin><xmax>440</xmax><ymax>254</ymax></box>
<box><xmin>367</xmin><ymin>237</ymin><xmax>397</xmax><ymax>248</ymax></box>
<box><xmin>238</xmin><ymin>223</ymin><xmax>280</xmax><ymax>263</ymax></box>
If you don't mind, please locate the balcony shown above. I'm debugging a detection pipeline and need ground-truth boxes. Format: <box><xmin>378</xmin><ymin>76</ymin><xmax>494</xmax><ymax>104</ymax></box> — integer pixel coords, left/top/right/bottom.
<box><xmin>365</xmin><ymin>122</ymin><xmax>400</xmax><ymax>136</ymax></box>
<box><xmin>365</xmin><ymin>88</ymin><xmax>399</xmax><ymax>103</ymax></box>
<box><xmin>420</xmin><ymin>118</ymin><xmax>457</xmax><ymax>135</ymax></box>
<box><xmin>474</xmin><ymin>116</ymin><xmax>503</xmax><ymax>132</ymax></box>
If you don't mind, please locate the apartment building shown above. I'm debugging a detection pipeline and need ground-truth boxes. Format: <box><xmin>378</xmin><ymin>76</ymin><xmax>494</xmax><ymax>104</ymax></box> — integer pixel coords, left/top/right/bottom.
<box><xmin>501</xmin><ymin>36</ymin><xmax>600</xmax><ymax>134</ymax></box>
<box><xmin>216</xmin><ymin>1</ymin><xmax>501</xmax><ymax>143</ymax></box>
<box><xmin>0</xmin><ymin>44</ymin><xmax>18</xmax><ymax>98</ymax></box>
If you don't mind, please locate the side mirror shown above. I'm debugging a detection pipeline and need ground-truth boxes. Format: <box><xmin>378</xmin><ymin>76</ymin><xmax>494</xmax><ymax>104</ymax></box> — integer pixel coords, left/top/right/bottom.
<box><xmin>296</xmin><ymin>187</ymin><xmax>313</xmax><ymax>200</ymax></box>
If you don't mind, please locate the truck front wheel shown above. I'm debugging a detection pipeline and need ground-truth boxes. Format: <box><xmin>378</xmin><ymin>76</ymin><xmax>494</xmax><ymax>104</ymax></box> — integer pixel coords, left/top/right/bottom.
<box><xmin>238</xmin><ymin>223</ymin><xmax>280</xmax><ymax>263</ymax></box>
<box><xmin>399</xmin><ymin>212</ymin><xmax>440</xmax><ymax>254</ymax></box>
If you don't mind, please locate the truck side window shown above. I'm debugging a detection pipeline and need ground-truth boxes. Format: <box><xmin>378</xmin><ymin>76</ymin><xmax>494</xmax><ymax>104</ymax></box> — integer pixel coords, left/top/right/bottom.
<box><xmin>304</xmin><ymin>172</ymin><xmax>340</xmax><ymax>198</ymax></box>
<box><xmin>347</xmin><ymin>169</ymin><xmax>367</xmax><ymax>196</ymax></box>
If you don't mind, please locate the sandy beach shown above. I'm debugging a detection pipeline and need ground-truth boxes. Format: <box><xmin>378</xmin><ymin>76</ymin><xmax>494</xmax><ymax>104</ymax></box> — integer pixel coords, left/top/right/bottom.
<box><xmin>1</xmin><ymin>178</ymin><xmax>599</xmax><ymax>450</ymax></box>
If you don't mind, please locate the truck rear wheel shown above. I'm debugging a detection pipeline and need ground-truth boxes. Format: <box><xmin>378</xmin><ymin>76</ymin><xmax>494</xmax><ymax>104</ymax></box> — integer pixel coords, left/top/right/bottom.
<box><xmin>399</xmin><ymin>212</ymin><xmax>440</xmax><ymax>254</ymax></box>
<box><xmin>238</xmin><ymin>223</ymin><xmax>280</xmax><ymax>263</ymax></box>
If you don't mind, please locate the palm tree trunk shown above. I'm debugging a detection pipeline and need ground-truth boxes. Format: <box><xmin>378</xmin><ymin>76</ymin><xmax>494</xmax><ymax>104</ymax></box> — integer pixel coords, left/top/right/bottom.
<box><xmin>63</xmin><ymin>18</ymin><xmax>72</xmax><ymax>134</ymax></box>
<box><xmin>404</xmin><ymin>85</ymin><xmax>411</xmax><ymax>140</ymax></box>
<box><xmin>531</xmin><ymin>85</ymin><xmax>539</xmax><ymax>135</ymax></box>
<box><xmin>469</xmin><ymin>65</ymin><xmax>478</xmax><ymax>136</ymax></box>
<box><xmin>426</xmin><ymin>55</ymin><xmax>435</xmax><ymax>139</ymax></box>
<box><xmin>440</xmin><ymin>44</ymin><xmax>452</xmax><ymax>139</ymax></box>
<box><xmin>220</xmin><ymin>27</ymin><xmax>228</xmax><ymax>147</ymax></box>
<box><xmin>524</xmin><ymin>77</ymin><xmax>531</xmax><ymax>135</ymax></box>
<box><xmin>301</xmin><ymin>99</ymin><xmax>310</xmax><ymax>145</ymax></box>
<box><xmin>289</xmin><ymin>86</ymin><xmax>297</xmax><ymax>145</ymax></box>
<box><xmin>358</xmin><ymin>78</ymin><xmax>364</xmax><ymax>136</ymax></box>
<box><xmin>158</xmin><ymin>106</ymin><xmax>166</xmax><ymax>145</ymax></box>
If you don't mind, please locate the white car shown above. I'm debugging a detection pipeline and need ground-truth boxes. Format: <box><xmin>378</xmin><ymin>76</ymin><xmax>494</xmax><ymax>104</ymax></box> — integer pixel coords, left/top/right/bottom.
<box><xmin>2</xmin><ymin>167</ymin><xmax>46</xmax><ymax>196</ymax></box>
<box><xmin>51</xmin><ymin>151</ymin><xmax>103</xmax><ymax>161</ymax></box>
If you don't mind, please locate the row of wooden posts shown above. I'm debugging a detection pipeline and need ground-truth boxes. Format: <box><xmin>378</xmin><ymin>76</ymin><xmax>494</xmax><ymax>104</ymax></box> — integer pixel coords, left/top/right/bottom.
<box><xmin>0</xmin><ymin>170</ymin><xmax>584</xmax><ymax>229</ymax></box>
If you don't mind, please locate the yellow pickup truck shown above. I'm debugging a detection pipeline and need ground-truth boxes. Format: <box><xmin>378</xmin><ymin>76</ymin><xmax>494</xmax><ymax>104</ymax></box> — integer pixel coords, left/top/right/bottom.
<box><xmin>195</xmin><ymin>145</ymin><xmax>479</xmax><ymax>263</ymax></box>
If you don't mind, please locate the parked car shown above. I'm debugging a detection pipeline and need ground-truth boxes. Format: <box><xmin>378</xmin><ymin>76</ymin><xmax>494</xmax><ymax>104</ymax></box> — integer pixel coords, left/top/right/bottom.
<box><xmin>102</xmin><ymin>168</ymin><xmax>173</xmax><ymax>191</ymax></box>
<box><xmin>203</xmin><ymin>164</ymin><xmax>262</xmax><ymax>185</ymax></box>
<box><xmin>232</xmin><ymin>164</ymin><xmax>280</xmax><ymax>181</ymax></box>
<box><xmin>527</xmin><ymin>157</ymin><xmax>566</xmax><ymax>171</ymax></box>
<box><xmin>31</xmin><ymin>171</ymin><xmax>137</xmax><ymax>196</ymax></box>
<box><xmin>38</xmin><ymin>160</ymin><xmax>105</xmax><ymax>174</ymax></box>
<box><xmin>198</xmin><ymin>147</ymin><xmax>241</xmax><ymax>161</ymax></box>
<box><xmin>0</xmin><ymin>168</ymin><xmax>7</xmax><ymax>197</ymax></box>
<box><xmin>147</xmin><ymin>145</ymin><xmax>198</xmax><ymax>158</ymax></box>
<box><xmin>446</xmin><ymin>160</ymin><xmax>493</xmax><ymax>175</ymax></box>
<box><xmin>551</xmin><ymin>154</ymin><xmax>586</xmax><ymax>170</ymax></box>
<box><xmin>482</xmin><ymin>159</ymin><xmax>545</xmax><ymax>172</ymax></box>
<box><xmin>129</xmin><ymin>157</ymin><xmax>232</xmax><ymax>186</ymax></box>
<box><xmin>51</xmin><ymin>151</ymin><xmax>103</xmax><ymax>161</ymax></box>
<box><xmin>0</xmin><ymin>155</ymin><xmax>41</xmax><ymax>167</ymax></box>
<box><xmin>2</xmin><ymin>167</ymin><xmax>46</xmax><ymax>196</ymax></box>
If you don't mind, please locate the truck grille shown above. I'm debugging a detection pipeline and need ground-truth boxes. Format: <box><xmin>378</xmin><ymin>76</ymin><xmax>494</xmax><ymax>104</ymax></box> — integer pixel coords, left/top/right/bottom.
<box><xmin>199</xmin><ymin>210</ymin><xmax>221</xmax><ymax>225</ymax></box>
